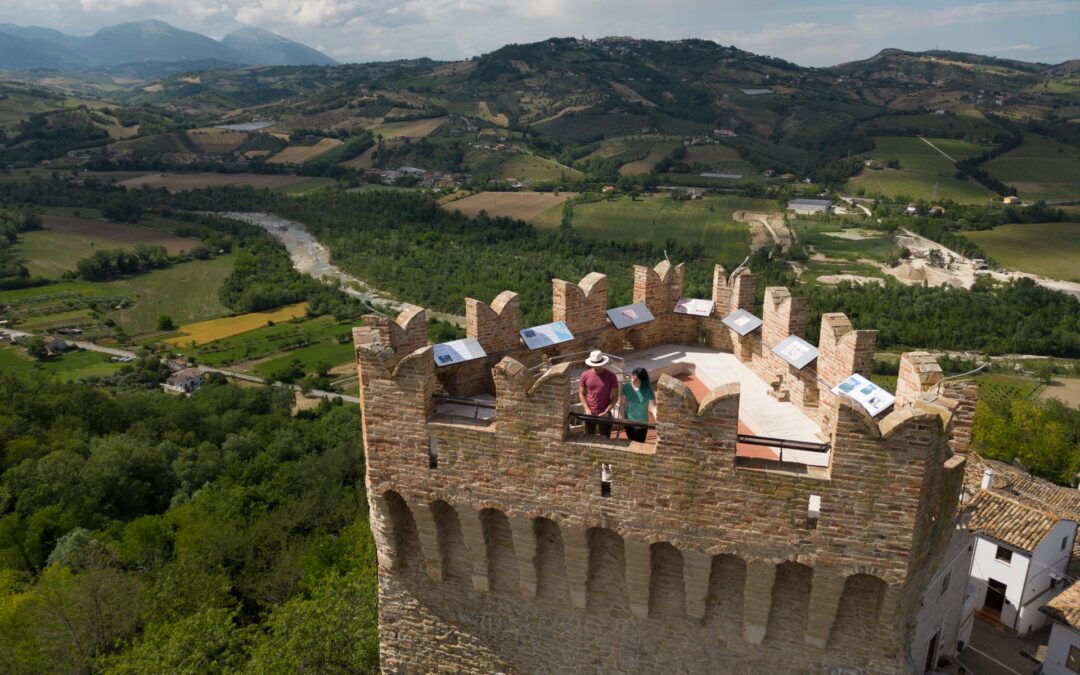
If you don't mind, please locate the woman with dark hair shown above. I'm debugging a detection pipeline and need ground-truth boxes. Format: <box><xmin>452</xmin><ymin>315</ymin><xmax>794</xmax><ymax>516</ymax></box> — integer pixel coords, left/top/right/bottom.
<box><xmin>621</xmin><ymin>367</ymin><xmax>656</xmax><ymax>443</ymax></box>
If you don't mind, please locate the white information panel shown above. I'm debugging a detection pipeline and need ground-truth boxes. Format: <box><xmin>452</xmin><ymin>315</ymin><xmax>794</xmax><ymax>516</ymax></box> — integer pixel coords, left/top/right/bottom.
<box><xmin>721</xmin><ymin>308</ymin><xmax>762</xmax><ymax>336</ymax></box>
<box><xmin>520</xmin><ymin>321</ymin><xmax>574</xmax><ymax>351</ymax></box>
<box><xmin>831</xmin><ymin>373</ymin><xmax>896</xmax><ymax>417</ymax></box>
<box><xmin>674</xmin><ymin>298</ymin><xmax>714</xmax><ymax>317</ymax></box>
<box><xmin>606</xmin><ymin>303</ymin><xmax>655</xmax><ymax>330</ymax></box>
<box><xmin>432</xmin><ymin>337</ymin><xmax>487</xmax><ymax>367</ymax></box>
<box><xmin>771</xmin><ymin>335</ymin><xmax>819</xmax><ymax>370</ymax></box>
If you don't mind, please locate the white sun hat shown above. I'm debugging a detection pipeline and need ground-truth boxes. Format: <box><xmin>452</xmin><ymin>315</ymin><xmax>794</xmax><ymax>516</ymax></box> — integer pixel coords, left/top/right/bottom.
<box><xmin>585</xmin><ymin>350</ymin><xmax>610</xmax><ymax>367</ymax></box>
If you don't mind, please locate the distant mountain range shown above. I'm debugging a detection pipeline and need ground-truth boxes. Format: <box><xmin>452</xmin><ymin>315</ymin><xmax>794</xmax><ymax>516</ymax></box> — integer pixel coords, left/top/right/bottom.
<box><xmin>0</xmin><ymin>20</ymin><xmax>337</xmax><ymax>72</ymax></box>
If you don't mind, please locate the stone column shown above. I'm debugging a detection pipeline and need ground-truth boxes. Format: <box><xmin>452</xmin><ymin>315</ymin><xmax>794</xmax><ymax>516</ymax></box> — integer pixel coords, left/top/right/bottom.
<box><xmin>683</xmin><ymin>549</ymin><xmax>712</xmax><ymax>622</ymax></box>
<box><xmin>624</xmin><ymin>538</ymin><xmax>652</xmax><ymax>619</ymax></box>
<box><xmin>562</xmin><ymin>525</ymin><xmax>590</xmax><ymax>610</ymax></box>
<box><xmin>804</xmin><ymin>571</ymin><xmax>846</xmax><ymax>649</ymax></box>
<box><xmin>458</xmin><ymin>508</ymin><xmax>490</xmax><ymax>592</ymax></box>
<box><xmin>509</xmin><ymin>515</ymin><xmax>538</xmax><ymax>599</ymax></box>
<box><xmin>743</xmin><ymin>560</ymin><xmax>777</xmax><ymax>645</ymax></box>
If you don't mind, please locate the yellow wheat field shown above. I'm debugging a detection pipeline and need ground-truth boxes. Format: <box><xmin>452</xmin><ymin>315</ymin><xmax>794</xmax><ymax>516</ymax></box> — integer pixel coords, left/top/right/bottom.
<box><xmin>165</xmin><ymin>302</ymin><xmax>309</xmax><ymax>346</ymax></box>
<box><xmin>268</xmin><ymin>138</ymin><xmax>343</xmax><ymax>165</ymax></box>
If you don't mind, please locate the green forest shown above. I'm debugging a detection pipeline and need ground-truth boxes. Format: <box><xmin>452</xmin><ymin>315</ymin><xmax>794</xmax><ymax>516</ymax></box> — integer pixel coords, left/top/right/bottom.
<box><xmin>0</xmin><ymin>373</ymin><xmax>378</xmax><ymax>673</ymax></box>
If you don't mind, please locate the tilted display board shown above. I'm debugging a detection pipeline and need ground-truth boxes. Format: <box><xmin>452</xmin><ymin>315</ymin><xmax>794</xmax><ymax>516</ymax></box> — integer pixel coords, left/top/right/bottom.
<box><xmin>520</xmin><ymin>321</ymin><xmax>574</xmax><ymax>351</ymax></box>
<box><xmin>432</xmin><ymin>337</ymin><xmax>487</xmax><ymax>367</ymax></box>
<box><xmin>606</xmin><ymin>303</ymin><xmax>655</xmax><ymax>330</ymax></box>
<box><xmin>831</xmin><ymin>373</ymin><xmax>896</xmax><ymax>417</ymax></box>
<box><xmin>771</xmin><ymin>335</ymin><xmax>819</xmax><ymax>370</ymax></box>
<box><xmin>721</xmin><ymin>308</ymin><xmax>763</xmax><ymax>336</ymax></box>
<box><xmin>674</xmin><ymin>298</ymin><xmax>714</xmax><ymax>317</ymax></box>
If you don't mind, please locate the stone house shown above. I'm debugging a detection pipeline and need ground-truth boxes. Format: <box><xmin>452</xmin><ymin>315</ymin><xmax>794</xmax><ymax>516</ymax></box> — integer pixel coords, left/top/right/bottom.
<box><xmin>162</xmin><ymin>367</ymin><xmax>204</xmax><ymax>394</ymax></box>
<box><xmin>354</xmin><ymin>259</ymin><xmax>978</xmax><ymax>673</ymax></box>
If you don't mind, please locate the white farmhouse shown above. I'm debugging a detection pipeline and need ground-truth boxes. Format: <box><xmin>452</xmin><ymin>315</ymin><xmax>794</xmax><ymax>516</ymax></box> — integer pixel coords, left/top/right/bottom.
<box><xmin>966</xmin><ymin>471</ymin><xmax>1077</xmax><ymax>635</ymax></box>
<box><xmin>1042</xmin><ymin>582</ymin><xmax>1080</xmax><ymax>674</ymax></box>
<box><xmin>162</xmin><ymin>367</ymin><xmax>205</xmax><ymax>394</ymax></box>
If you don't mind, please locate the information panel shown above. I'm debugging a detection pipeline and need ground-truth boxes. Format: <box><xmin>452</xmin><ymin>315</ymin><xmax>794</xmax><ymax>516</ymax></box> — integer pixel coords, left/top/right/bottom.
<box><xmin>432</xmin><ymin>337</ymin><xmax>487</xmax><ymax>367</ymax></box>
<box><xmin>606</xmin><ymin>303</ymin><xmax>656</xmax><ymax>330</ymax></box>
<box><xmin>721</xmin><ymin>308</ymin><xmax>762</xmax><ymax>336</ymax></box>
<box><xmin>771</xmin><ymin>335</ymin><xmax>819</xmax><ymax>370</ymax></box>
<box><xmin>520</xmin><ymin>321</ymin><xmax>574</xmax><ymax>351</ymax></box>
<box><xmin>831</xmin><ymin>373</ymin><xmax>895</xmax><ymax>417</ymax></box>
<box><xmin>674</xmin><ymin>298</ymin><xmax>714</xmax><ymax>317</ymax></box>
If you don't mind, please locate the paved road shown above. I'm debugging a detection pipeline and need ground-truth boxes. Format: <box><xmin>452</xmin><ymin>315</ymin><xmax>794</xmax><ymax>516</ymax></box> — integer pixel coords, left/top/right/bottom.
<box><xmin>1</xmin><ymin>329</ymin><xmax>360</xmax><ymax>404</ymax></box>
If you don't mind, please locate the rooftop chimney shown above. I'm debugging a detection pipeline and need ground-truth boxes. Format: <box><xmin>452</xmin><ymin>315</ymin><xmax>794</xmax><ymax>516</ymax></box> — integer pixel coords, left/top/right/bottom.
<box><xmin>980</xmin><ymin>469</ymin><xmax>994</xmax><ymax>490</ymax></box>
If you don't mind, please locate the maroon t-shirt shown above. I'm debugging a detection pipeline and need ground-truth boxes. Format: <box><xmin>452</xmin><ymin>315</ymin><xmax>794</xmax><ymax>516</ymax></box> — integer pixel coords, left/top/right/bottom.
<box><xmin>580</xmin><ymin>368</ymin><xmax>618</xmax><ymax>414</ymax></box>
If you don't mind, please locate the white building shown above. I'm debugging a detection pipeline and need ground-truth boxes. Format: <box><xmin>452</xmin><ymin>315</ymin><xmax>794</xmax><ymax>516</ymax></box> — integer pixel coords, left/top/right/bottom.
<box><xmin>162</xmin><ymin>367</ymin><xmax>205</xmax><ymax>394</ymax></box>
<box><xmin>786</xmin><ymin>198</ymin><xmax>831</xmax><ymax>215</ymax></box>
<box><xmin>966</xmin><ymin>473</ymin><xmax>1077</xmax><ymax>635</ymax></box>
<box><xmin>1042</xmin><ymin>582</ymin><xmax>1080</xmax><ymax>674</ymax></box>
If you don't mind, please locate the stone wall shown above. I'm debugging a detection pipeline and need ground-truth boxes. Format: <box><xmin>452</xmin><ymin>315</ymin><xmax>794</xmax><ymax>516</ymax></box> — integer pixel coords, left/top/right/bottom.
<box><xmin>355</xmin><ymin>261</ymin><xmax>972</xmax><ymax>674</ymax></box>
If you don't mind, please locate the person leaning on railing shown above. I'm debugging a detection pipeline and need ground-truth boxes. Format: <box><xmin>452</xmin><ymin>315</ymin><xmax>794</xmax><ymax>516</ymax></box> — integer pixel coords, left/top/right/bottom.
<box><xmin>578</xmin><ymin>350</ymin><xmax>619</xmax><ymax>437</ymax></box>
<box><xmin>621</xmin><ymin>367</ymin><xmax>656</xmax><ymax>443</ymax></box>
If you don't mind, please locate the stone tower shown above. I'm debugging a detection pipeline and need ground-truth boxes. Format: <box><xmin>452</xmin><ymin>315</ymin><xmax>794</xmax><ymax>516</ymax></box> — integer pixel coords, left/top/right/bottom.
<box><xmin>354</xmin><ymin>262</ymin><xmax>975</xmax><ymax>673</ymax></box>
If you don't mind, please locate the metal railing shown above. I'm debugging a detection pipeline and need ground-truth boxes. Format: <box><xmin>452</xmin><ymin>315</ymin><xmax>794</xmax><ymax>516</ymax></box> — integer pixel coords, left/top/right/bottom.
<box><xmin>433</xmin><ymin>394</ymin><xmax>496</xmax><ymax>421</ymax></box>
<box><xmin>736</xmin><ymin>433</ymin><xmax>830</xmax><ymax>466</ymax></box>
<box><xmin>569</xmin><ymin>411</ymin><xmax>654</xmax><ymax>440</ymax></box>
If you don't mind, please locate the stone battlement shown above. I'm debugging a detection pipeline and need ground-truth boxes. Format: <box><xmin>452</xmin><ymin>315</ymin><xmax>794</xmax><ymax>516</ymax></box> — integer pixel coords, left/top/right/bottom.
<box><xmin>354</xmin><ymin>260</ymin><xmax>975</xmax><ymax>674</ymax></box>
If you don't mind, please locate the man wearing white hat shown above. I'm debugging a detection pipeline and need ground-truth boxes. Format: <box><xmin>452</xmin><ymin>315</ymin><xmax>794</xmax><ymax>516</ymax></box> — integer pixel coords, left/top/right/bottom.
<box><xmin>579</xmin><ymin>350</ymin><xmax>619</xmax><ymax>437</ymax></box>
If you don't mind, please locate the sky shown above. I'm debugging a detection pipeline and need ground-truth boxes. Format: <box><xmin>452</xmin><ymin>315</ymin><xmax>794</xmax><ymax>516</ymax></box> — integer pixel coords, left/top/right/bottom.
<box><xmin>0</xmin><ymin>0</ymin><xmax>1077</xmax><ymax>66</ymax></box>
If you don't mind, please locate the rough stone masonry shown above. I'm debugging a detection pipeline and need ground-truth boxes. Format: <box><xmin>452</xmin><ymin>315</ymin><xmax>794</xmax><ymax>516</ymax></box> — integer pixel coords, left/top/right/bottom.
<box><xmin>354</xmin><ymin>260</ymin><xmax>974</xmax><ymax>674</ymax></box>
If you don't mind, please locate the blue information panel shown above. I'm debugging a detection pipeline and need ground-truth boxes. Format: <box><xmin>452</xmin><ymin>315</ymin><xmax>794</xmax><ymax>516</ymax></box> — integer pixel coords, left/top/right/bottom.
<box><xmin>520</xmin><ymin>321</ymin><xmax>574</xmax><ymax>351</ymax></box>
<box><xmin>721</xmin><ymin>308</ymin><xmax>762</xmax><ymax>336</ymax></box>
<box><xmin>432</xmin><ymin>337</ymin><xmax>487</xmax><ymax>367</ymax></box>
<box><xmin>606</xmin><ymin>303</ymin><xmax>655</xmax><ymax>330</ymax></box>
<box><xmin>831</xmin><ymin>373</ymin><xmax>895</xmax><ymax>417</ymax></box>
<box><xmin>771</xmin><ymin>335</ymin><xmax>819</xmax><ymax>370</ymax></box>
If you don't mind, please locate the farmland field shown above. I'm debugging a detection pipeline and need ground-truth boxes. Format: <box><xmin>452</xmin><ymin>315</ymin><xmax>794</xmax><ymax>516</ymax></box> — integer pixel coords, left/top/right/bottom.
<box><xmin>174</xmin><ymin>314</ymin><xmax>353</xmax><ymax>367</ymax></box>
<box><xmin>984</xmin><ymin>133</ymin><xmax>1080</xmax><ymax>201</ymax></box>
<box><xmin>533</xmin><ymin>194</ymin><xmax>773</xmax><ymax>265</ymax></box>
<box><xmin>106</xmin><ymin>255</ymin><xmax>236</xmax><ymax>335</ymax></box>
<box><xmin>369</xmin><ymin>116</ymin><xmax>447</xmax><ymax>139</ymax></box>
<box><xmin>463</xmin><ymin>150</ymin><xmax>584</xmax><ymax>182</ymax></box>
<box><xmin>445</xmin><ymin>191</ymin><xmax>576</xmax><ymax>222</ymax></box>
<box><xmin>0</xmin><ymin>344</ymin><xmax>123</xmax><ymax>380</ymax></box>
<box><xmin>846</xmin><ymin>136</ymin><xmax>996</xmax><ymax>203</ymax></box>
<box><xmin>16</xmin><ymin>215</ymin><xmax>198</xmax><ymax>277</ymax></box>
<box><xmin>118</xmin><ymin>172</ymin><xmax>315</xmax><ymax>192</ymax></box>
<box><xmin>186</xmin><ymin>128</ymin><xmax>247</xmax><ymax>153</ymax></box>
<box><xmin>963</xmin><ymin>222</ymin><xmax>1080</xmax><ymax>281</ymax></box>
<box><xmin>268</xmin><ymin>138</ymin><xmax>344</xmax><ymax>165</ymax></box>
<box><xmin>164</xmin><ymin>302</ymin><xmax>309</xmax><ymax>347</ymax></box>
<box><xmin>619</xmin><ymin>142</ymin><xmax>679</xmax><ymax>175</ymax></box>
<box><xmin>253</xmin><ymin>340</ymin><xmax>356</xmax><ymax>379</ymax></box>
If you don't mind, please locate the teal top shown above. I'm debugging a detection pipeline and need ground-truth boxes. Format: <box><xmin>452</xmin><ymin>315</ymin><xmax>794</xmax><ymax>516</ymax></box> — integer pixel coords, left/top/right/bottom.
<box><xmin>621</xmin><ymin>382</ymin><xmax>655</xmax><ymax>421</ymax></box>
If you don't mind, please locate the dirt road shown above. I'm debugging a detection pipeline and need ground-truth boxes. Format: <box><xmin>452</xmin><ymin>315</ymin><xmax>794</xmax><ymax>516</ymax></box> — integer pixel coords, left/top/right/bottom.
<box><xmin>735</xmin><ymin>211</ymin><xmax>793</xmax><ymax>251</ymax></box>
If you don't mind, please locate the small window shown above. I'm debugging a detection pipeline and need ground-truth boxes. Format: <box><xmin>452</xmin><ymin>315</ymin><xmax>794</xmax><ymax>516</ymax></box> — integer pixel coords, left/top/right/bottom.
<box><xmin>600</xmin><ymin>463</ymin><xmax>612</xmax><ymax>498</ymax></box>
<box><xmin>995</xmin><ymin>546</ymin><xmax>1012</xmax><ymax>564</ymax></box>
<box><xmin>940</xmin><ymin>570</ymin><xmax>951</xmax><ymax>597</ymax></box>
<box><xmin>1067</xmin><ymin>644</ymin><xmax>1080</xmax><ymax>673</ymax></box>
<box><xmin>1063</xmin><ymin>536</ymin><xmax>1069</xmax><ymax>552</ymax></box>
<box><xmin>428</xmin><ymin>438</ymin><xmax>439</xmax><ymax>469</ymax></box>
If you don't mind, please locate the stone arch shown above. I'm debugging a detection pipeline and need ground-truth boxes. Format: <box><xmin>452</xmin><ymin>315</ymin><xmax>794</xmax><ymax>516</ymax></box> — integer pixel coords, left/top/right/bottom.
<box><xmin>764</xmin><ymin>561</ymin><xmax>813</xmax><ymax>647</ymax></box>
<box><xmin>649</xmin><ymin>542</ymin><xmax>686</xmax><ymax>619</ymax></box>
<box><xmin>534</xmin><ymin>517</ymin><xmax>569</xmax><ymax>605</ymax></box>
<box><xmin>827</xmin><ymin>573</ymin><xmax>887</xmax><ymax>653</ymax></box>
<box><xmin>586</xmin><ymin>527</ymin><xmax>628</xmax><ymax>614</ymax></box>
<box><xmin>705</xmin><ymin>554</ymin><xmax>746</xmax><ymax>633</ymax></box>
<box><xmin>431</xmin><ymin>500</ymin><xmax>470</xmax><ymax>585</ymax></box>
<box><xmin>381</xmin><ymin>490</ymin><xmax>423</xmax><ymax>573</ymax></box>
<box><xmin>480</xmin><ymin>508</ymin><xmax>518</xmax><ymax>593</ymax></box>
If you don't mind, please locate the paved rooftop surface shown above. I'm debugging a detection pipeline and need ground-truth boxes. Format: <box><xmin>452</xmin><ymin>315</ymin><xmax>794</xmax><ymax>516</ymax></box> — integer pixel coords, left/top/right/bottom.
<box><xmin>623</xmin><ymin>345</ymin><xmax>823</xmax><ymax>439</ymax></box>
